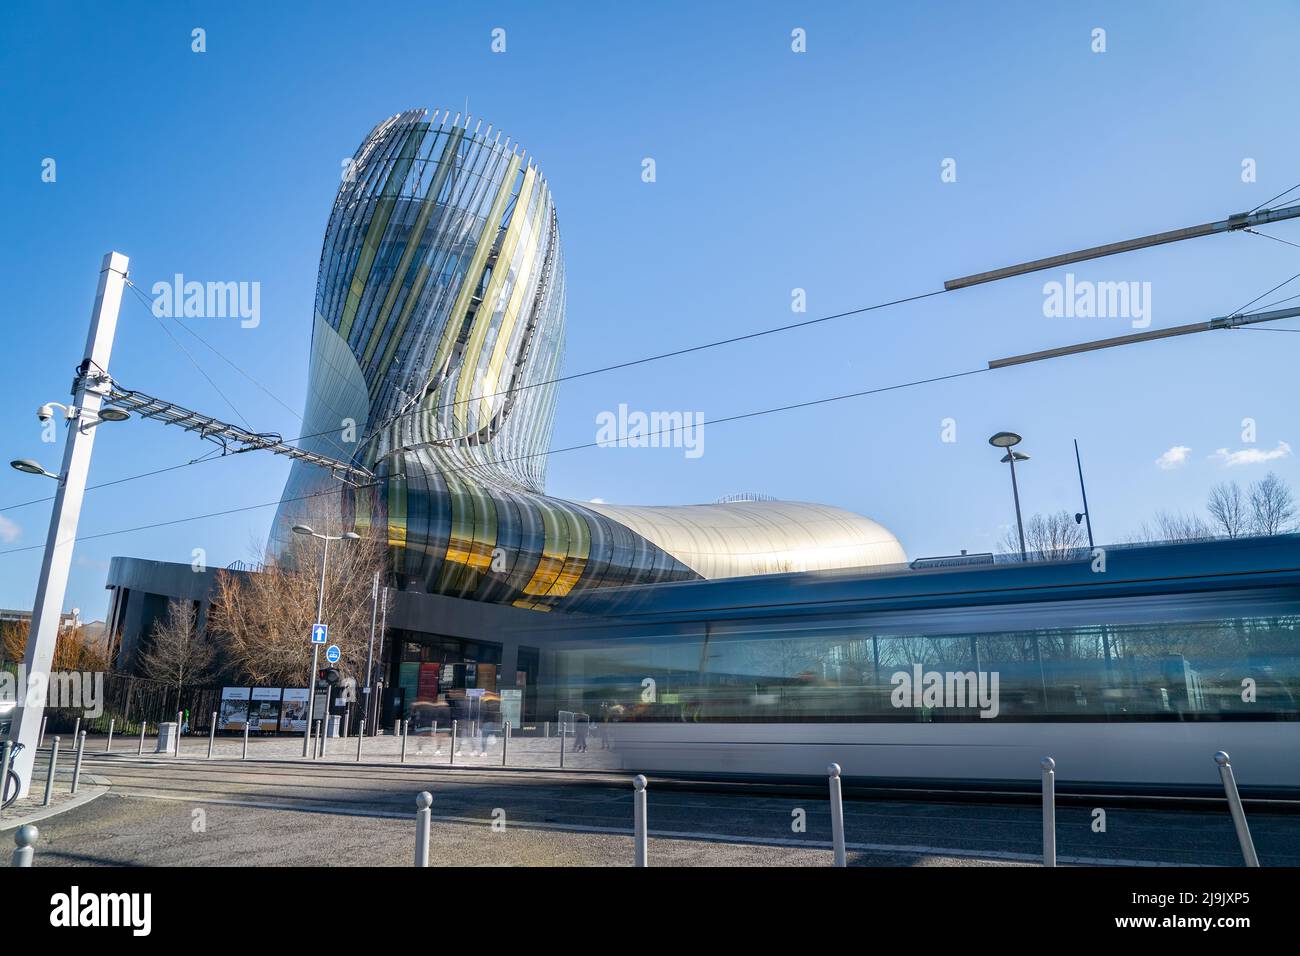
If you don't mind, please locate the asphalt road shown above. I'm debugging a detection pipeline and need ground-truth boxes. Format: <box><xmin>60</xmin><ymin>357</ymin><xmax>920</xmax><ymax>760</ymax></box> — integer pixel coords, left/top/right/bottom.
<box><xmin>10</xmin><ymin>752</ymin><xmax>1300</xmax><ymax>867</ymax></box>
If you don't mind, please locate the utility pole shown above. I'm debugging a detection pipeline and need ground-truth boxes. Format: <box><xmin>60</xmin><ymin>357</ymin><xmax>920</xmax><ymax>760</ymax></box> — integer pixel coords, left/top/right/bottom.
<box><xmin>363</xmin><ymin>569</ymin><xmax>378</xmax><ymax>735</ymax></box>
<box><xmin>1074</xmin><ymin>439</ymin><xmax>1095</xmax><ymax>550</ymax></box>
<box><xmin>8</xmin><ymin>252</ymin><xmax>129</xmax><ymax>798</ymax></box>
<box><xmin>372</xmin><ymin>585</ymin><xmax>388</xmax><ymax>732</ymax></box>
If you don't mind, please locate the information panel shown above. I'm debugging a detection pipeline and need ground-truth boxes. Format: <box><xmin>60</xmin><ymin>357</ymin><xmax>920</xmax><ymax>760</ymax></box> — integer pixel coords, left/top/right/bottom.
<box><xmin>218</xmin><ymin>687</ymin><xmax>252</xmax><ymax>731</ymax></box>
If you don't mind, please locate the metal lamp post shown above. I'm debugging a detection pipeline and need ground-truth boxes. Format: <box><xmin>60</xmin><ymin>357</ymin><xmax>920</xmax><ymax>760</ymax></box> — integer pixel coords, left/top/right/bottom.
<box><xmin>989</xmin><ymin>431</ymin><xmax>1029</xmax><ymax>562</ymax></box>
<box><xmin>6</xmin><ymin>252</ymin><xmax>131</xmax><ymax>799</ymax></box>
<box><xmin>293</xmin><ymin>524</ymin><xmax>359</xmax><ymax>756</ymax></box>
<box><xmin>1073</xmin><ymin>438</ymin><xmax>1095</xmax><ymax>550</ymax></box>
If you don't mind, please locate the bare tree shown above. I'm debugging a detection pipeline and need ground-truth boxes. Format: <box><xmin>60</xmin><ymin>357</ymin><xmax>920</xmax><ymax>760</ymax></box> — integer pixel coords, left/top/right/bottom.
<box><xmin>1207</xmin><ymin>481</ymin><xmax>1248</xmax><ymax>538</ymax></box>
<box><xmin>1000</xmin><ymin>510</ymin><xmax>1087</xmax><ymax>559</ymax></box>
<box><xmin>207</xmin><ymin>511</ymin><xmax>388</xmax><ymax>688</ymax></box>
<box><xmin>139</xmin><ymin>600</ymin><xmax>215</xmax><ymax>696</ymax></box>
<box><xmin>1138</xmin><ymin>510</ymin><xmax>1215</xmax><ymax>542</ymax></box>
<box><xmin>1248</xmin><ymin>472</ymin><xmax>1297</xmax><ymax>535</ymax></box>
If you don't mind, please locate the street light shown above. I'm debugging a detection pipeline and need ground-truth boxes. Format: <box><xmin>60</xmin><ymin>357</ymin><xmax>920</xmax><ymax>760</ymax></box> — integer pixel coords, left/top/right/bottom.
<box><xmin>989</xmin><ymin>431</ymin><xmax>1030</xmax><ymax>562</ymax></box>
<box><xmin>293</xmin><ymin>524</ymin><xmax>360</xmax><ymax>756</ymax></box>
<box><xmin>36</xmin><ymin>401</ymin><xmax>130</xmax><ymax>432</ymax></box>
<box><xmin>10</xmin><ymin>459</ymin><xmax>59</xmax><ymax>479</ymax></box>
<box><xmin>6</xmin><ymin>251</ymin><xmax>130</xmax><ymax>801</ymax></box>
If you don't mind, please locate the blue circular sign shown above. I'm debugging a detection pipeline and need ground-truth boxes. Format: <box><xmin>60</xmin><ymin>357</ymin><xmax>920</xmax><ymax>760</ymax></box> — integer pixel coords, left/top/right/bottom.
<box><xmin>325</xmin><ymin>645</ymin><xmax>341</xmax><ymax>664</ymax></box>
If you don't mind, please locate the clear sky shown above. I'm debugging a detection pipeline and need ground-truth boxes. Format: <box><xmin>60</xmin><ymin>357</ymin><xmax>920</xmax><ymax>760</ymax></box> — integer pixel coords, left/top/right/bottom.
<box><xmin>2</xmin><ymin>0</ymin><xmax>1298</xmax><ymax>621</ymax></box>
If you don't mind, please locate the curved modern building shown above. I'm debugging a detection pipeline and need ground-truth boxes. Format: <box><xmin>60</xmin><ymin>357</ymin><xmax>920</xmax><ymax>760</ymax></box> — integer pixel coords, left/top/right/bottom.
<box><xmin>271</xmin><ymin>108</ymin><xmax>905</xmax><ymax>607</ymax></box>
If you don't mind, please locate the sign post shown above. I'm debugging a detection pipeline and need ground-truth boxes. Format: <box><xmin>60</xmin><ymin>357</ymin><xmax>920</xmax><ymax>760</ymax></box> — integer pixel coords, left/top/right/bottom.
<box><xmin>302</xmin><ymin>623</ymin><xmax>327</xmax><ymax>757</ymax></box>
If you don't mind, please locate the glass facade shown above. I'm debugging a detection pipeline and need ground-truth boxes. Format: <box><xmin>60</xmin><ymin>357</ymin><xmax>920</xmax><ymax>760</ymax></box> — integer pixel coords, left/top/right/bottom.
<box><xmin>271</xmin><ymin>108</ymin><xmax>908</xmax><ymax>610</ymax></box>
<box><xmin>542</xmin><ymin>586</ymin><xmax>1300</xmax><ymax>723</ymax></box>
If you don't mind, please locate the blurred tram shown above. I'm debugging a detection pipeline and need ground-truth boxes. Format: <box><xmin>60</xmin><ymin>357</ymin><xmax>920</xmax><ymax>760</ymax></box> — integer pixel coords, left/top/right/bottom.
<box><xmin>535</xmin><ymin>535</ymin><xmax>1300</xmax><ymax>794</ymax></box>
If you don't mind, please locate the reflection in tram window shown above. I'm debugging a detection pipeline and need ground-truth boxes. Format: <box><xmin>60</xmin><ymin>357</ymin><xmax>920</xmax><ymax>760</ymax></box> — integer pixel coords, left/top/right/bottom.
<box><xmin>544</xmin><ymin>608</ymin><xmax>1300</xmax><ymax>723</ymax></box>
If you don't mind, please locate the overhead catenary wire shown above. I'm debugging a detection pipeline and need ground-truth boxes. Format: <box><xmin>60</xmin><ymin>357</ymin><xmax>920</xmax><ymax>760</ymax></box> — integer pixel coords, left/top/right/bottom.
<box><xmin>126</xmin><ymin>281</ymin><xmax>256</xmax><ymax>431</ymax></box>
<box><xmin>9</xmin><ymin>194</ymin><xmax>1297</xmax><ymax>536</ymax></box>
<box><xmin>1</xmin><ymin>283</ymin><xmax>952</xmax><ymax>515</ymax></box>
<box><xmin>1247</xmin><ymin>180</ymin><xmax>1300</xmax><ymax>215</ymax></box>
<box><xmin>0</xmin><ymin>363</ymin><xmax>991</xmax><ymax>557</ymax></box>
<box><xmin>124</xmin><ymin>280</ymin><xmax>304</xmax><ymax>424</ymax></box>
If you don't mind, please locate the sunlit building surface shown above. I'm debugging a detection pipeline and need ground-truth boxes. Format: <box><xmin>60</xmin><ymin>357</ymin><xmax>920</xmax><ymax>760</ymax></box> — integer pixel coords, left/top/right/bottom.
<box><xmin>270</xmin><ymin>109</ymin><xmax>906</xmax><ymax>605</ymax></box>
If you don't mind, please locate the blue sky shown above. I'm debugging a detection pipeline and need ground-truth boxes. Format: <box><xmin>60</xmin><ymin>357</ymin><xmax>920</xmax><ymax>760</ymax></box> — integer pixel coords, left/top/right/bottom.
<box><xmin>2</xmin><ymin>0</ymin><xmax>1299</xmax><ymax>620</ymax></box>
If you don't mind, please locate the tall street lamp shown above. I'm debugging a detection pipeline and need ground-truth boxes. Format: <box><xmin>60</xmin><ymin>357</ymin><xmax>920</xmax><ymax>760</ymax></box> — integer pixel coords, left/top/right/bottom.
<box><xmin>293</xmin><ymin>524</ymin><xmax>359</xmax><ymax>756</ymax></box>
<box><xmin>989</xmin><ymin>431</ymin><xmax>1030</xmax><ymax>562</ymax></box>
<box><xmin>5</xmin><ymin>252</ymin><xmax>131</xmax><ymax>800</ymax></box>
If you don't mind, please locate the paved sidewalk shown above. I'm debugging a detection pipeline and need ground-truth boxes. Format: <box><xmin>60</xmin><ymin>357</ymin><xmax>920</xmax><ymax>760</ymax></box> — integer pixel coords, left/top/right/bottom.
<box><xmin>0</xmin><ymin>757</ymin><xmax>109</xmax><ymax>833</ymax></box>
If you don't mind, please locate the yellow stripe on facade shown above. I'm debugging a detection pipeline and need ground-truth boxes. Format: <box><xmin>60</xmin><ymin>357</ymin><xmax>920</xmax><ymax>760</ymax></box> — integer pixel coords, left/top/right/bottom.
<box><xmin>477</xmin><ymin>185</ymin><xmax>545</xmax><ymax>425</ymax></box>
<box><xmin>423</xmin><ymin>153</ymin><xmax>521</xmax><ymax>415</ymax></box>
<box><xmin>452</xmin><ymin>165</ymin><xmax>537</xmax><ymax>433</ymax></box>
<box><xmin>337</xmin><ymin>123</ymin><xmax>426</xmax><ymax>342</ymax></box>
<box><xmin>361</xmin><ymin>128</ymin><xmax>463</xmax><ymax>370</ymax></box>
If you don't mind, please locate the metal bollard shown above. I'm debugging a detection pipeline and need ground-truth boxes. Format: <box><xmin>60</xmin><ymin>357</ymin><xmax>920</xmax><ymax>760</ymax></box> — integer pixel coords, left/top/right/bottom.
<box><xmin>544</xmin><ymin>720</ymin><xmax>549</xmax><ymax>738</ymax></box>
<box><xmin>502</xmin><ymin>721</ymin><xmax>510</xmax><ymax>766</ymax></box>
<box><xmin>12</xmin><ymin>824</ymin><xmax>38</xmax><ymax>867</ymax></box>
<box><xmin>43</xmin><ymin>737</ymin><xmax>60</xmax><ymax>807</ymax></box>
<box><xmin>138</xmin><ymin>721</ymin><xmax>147</xmax><ymax>756</ymax></box>
<box><xmin>39</xmin><ymin>715</ymin><xmax>48</xmax><ymax>749</ymax></box>
<box><xmin>208</xmin><ymin>713</ymin><xmax>217</xmax><ymax>758</ymax></box>
<box><xmin>0</xmin><ymin>742</ymin><xmax>11</xmax><ymax>811</ymax></box>
<box><xmin>105</xmin><ymin>719</ymin><xmax>115</xmax><ymax>753</ymax></box>
<box><xmin>401</xmin><ymin>720</ymin><xmax>408</xmax><ymax>763</ymax></box>
<box><xmin>414</xmin><ymin>791</ymin><xmax>432</xmax><ymax>867</ymax></box>
<box><xmin>1041</xmin><ymin>757</ymin><xmax>1056</xmax><ymax>867</ymax></box>
<box><xmin>71</xmin><ymin>731</ymin><xmax>87</xmax><ymax>795</ymax></box>
<box><xmin>175</xmin><ymin>710</ymin><xmax>183</xmax><ymax>756</ymax></box>
<box><xmin>633</xmin><ymin>775</ymin><xmax>648</xmax><ymax>867</ymax></box>
<box><xmin>72</xmin><ymin>717</ymin><xmax>81</xmax><ymax>743</ymax></box>
<box><xmin>450</xmin><ymin>720</ymin><xmax>457</xmax><ymax>765</ymax></box>
<box><xmin>1215</xmin><ymin>752</ymin><xmax>1260</xmax><ymax>867</ymax></box>
<box><xmin>828</xmin><ymin>763</ymin><xmax>847</xmax><ymax>867</ymax></box>
<box><xmin>432</xmin><ymin>720</ymin><xmax>439</xmax><ymax>754</ymax></box>
<box><xmin>356</xmin><ymin>720</ymin><xmax>365</xmax><ymax>761</ymax></box>
<box><xmin>559</xmin><ymin>724</ymin><xmax>566</xmax><ymax>768</ymax></box>
<box><xmin>320</xmin><ymin>719</ymin><xmax>329</xmax><ymax>758</ymax></box>
<box><xmin>393</xmin><ymin>718</ymin><xmax>400</xmax><ymax>738</ymax></box>
<box><xmin>242</xmin><ymin>722</ymin><xmax>250</xmax><ymax>760</ymax></box>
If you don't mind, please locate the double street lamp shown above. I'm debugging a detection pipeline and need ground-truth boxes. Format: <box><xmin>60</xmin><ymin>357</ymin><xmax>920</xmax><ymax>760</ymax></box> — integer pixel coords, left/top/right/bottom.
<box><xmin>989</xmin><ymin>431</ymin><xmax>1030</xmax><ymax>562</ymax></box>
<box><xmin>292</xmin><ymin>524</ymin><xmax>358</xmax><ymax>757</ymax></box>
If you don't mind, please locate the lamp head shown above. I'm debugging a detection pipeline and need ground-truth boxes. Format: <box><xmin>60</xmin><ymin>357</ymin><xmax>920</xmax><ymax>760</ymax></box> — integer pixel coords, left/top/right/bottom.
<box><xmin>292</xmin><ymin>524</ymin><xmax>315</xmax><ymax>537</ymax></box>
<box><xmin>988</xmin><ymin>431</ymin><xmax>1022</xmax><ymax>449</ymax></box>
<box><xmin>10</xmin><ymin>459</ymin><xmax>57</xmax><ymax>479</ymax></box>
<box><xmin>97</xmin><ymin>407</ymin><xmax>130</xmax><ymax>423</ymax></box>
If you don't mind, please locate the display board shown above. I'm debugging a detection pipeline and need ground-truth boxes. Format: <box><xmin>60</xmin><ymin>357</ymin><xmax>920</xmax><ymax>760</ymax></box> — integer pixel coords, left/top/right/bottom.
<box><xmin>250</xmin><ymin>687</ymin><xmax>283</xmax><ymax>733</ymax></box>
<box><xmin>218</xmin><ymin>687</ymin><xmax>252</xmax><ymax>731</ymax></box>
<box><xmin>279</xmin><ymin>688</ymin><xmax>309</xmax><ymax>732</ymax></box>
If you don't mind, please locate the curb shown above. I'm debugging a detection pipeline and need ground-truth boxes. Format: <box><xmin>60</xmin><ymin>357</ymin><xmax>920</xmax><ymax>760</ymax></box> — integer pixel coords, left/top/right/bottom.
<box><xmin>0</xmin><ymin>772</ymin><xmax>111</xmax><ymax>832</ymax></box>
